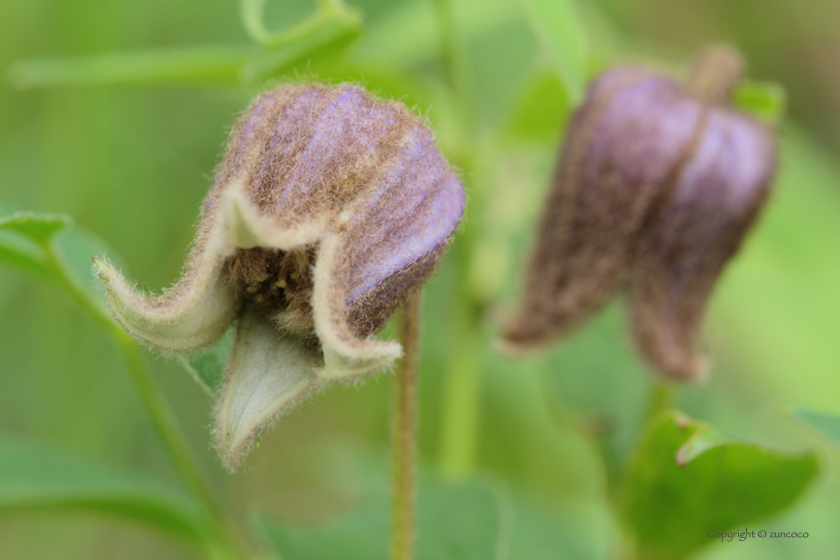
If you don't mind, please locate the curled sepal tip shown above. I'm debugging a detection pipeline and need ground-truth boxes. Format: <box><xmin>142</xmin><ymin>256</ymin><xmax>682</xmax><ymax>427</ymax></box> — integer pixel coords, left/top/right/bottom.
<box><xmin>93</xmin><ymin>255</ymin><xmax>238</xmax><ymax>353</ymax></box>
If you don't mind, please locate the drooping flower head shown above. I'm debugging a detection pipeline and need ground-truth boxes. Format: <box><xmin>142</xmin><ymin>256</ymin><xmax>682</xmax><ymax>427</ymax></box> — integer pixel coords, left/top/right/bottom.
<box><xmin>95</xmin><ymin>83</ymin><xmax>465</xmax><ymax>470</ymax></box>
<box><xmin>501</xmin><ymin>45</ymin><xmax>776</xmax><ymax>381</ymax></box>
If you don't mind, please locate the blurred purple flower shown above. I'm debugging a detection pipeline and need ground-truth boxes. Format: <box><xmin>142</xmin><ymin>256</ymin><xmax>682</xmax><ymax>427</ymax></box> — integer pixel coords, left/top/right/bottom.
<box><xmin>502</xmin><ymin>46</ymin><xmax>776</xmax><ymax>381</ymax></box>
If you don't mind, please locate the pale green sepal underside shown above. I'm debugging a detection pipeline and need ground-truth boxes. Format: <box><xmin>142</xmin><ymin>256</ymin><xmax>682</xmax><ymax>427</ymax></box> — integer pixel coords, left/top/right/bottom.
<box><xmin>214</xmin><ymin>310</ymin><xmax>320</xmax><ymax>472</ymax></box>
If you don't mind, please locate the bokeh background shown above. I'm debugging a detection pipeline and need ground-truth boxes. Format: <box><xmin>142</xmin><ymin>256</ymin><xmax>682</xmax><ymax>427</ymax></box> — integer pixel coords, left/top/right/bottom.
<box><xmin>2</xmin><ymin>0</ymin><xmax>840</xmax><ymax>558</ymax></box>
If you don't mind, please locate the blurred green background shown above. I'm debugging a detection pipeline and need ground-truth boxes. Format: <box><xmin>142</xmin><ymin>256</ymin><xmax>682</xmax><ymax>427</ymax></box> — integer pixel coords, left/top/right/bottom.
<box><xmin>2</xmin><ymin>0</ymin><xmax>840</xmax><ymax>558</ymax></box>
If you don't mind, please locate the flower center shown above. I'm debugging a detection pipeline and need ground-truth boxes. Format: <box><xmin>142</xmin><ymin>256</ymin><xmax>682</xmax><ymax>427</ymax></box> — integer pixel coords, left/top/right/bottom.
<box><xmin>222</xmin><ymin>247</ymin><xmax>316</xmax><ymax>335</ymax></box>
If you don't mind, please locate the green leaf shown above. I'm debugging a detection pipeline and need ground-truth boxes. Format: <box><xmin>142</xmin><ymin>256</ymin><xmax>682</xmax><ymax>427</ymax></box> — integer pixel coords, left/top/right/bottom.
<box><xmin>734</xmin><ymin>80</ymin><xmax>787</xmax><ymax>124</ymax></box>
<box><xmin>791</xmin><ymin>407</ymin><xmax>840</xmax><ymax>447</ymax></box>
<box><xmin>0</xmin><ymin>208</ymin><xmax>220</xmax><ymax>395</ymax></box>
<box><xmin>0</xmin><ymin>212</ymin><xmax>72</xmax><ymax>276</ymax></box>
<box><xmin>520</xmin><ymin>0</ymin><xmax>587</xmax><ymax>103</ymax></box>
<box><xmin>0</xmin><ymin>230</ymin><xmax>50</xmax><ymax>275</ymax></box>
<box><xmin>502</xmin><ymin>67</ymin><xmax>571</xmax><ymax>143</ymax></box>
<box><xmin>354</xmin><ymin>0</ymin><xmax>516</xmax><ymax>69</ymax></box>
<box><xmin>176</xmin><ymin>327</ymin><xmax>235</xmax><ymax>396</ymax></box>
<box><xmin>621</xmin><ymin>411</ymin><xmax>818</xmax><ymax>560</ymax></box>
<box><xmin>0</xmin><ymin>200</ymin><xmax>16</xmax><ymax>217</ymax></box>
<box><xmin>0</xmin><ymin>436</ymin><xmax>210</xmax><ymax>545</ymax></box>
<box><xmin>52</xmin><ymin>226</ymin><xmax>126</xmax><ymax>317</ymax></box>
<box><xmin>0</xmin><ymin>212</ymin><xmax>71</xmax><ymax>245</ymax></box>
<box><xmin>0</xmin><ymin>211</ymin><xmax>128</xmax><ymax>327</ymax></box>
<box><xmin>257</xmin><ymin>478</ymin><xmax>504</xmax><ymax>560</ymax></box>
<box><xmin>258</xmin><ymin>469</ymin><xmax>606</xmax><ymax>560</ymax></box>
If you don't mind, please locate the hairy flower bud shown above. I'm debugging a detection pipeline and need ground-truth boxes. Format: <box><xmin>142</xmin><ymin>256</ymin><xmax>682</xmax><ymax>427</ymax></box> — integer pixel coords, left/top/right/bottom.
<box><xmin>502</xmin><ymin>46</ymin><xmax>776</xmax><ymax>381</ymax></box>
<box><xmin>95</xmin><ymin>83</ymin><xmax>464</xmax><ymax>470</ymax></box>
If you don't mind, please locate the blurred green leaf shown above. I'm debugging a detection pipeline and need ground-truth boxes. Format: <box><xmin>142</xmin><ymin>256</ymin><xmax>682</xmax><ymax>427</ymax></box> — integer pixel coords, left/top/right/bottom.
<box><xmin>502</xmin><ymin>67</ymin><xmax>570</xmax><ymax>143</ymax></box>
<box><xmin>520</xmin><ymin>0</ymin><xmax>587</xmax><ymax>103</ymax></box>
<box><xmin>0</xmin><ymin>201</ymin><xmax>19</xmax><ymax>218</ymax></box>
<box><xmin>622</xmin><ymin>411</ymin><xmax>818</xmax><ymax>560</ymax></box>
<box><xmin>354</xmin><ymin>0</ymin><xmax>516</xmax><ymax>69</ymax></box>
<box><xmin>0</xmin><ymin>230</ymin><xmax>49</xmax><ymax>276</ymax></box>
<box><xmin>0</xmin><ymin>436</ymin><xmax>210</xmax><ymax>545</ymax></box>
<box><xmin>540</xmin><ymin>304</ymin><xmax>651</xmax><ymax>485</ymax></box>
<box><xmin>791</xmin><ymin>407</ymin><xmax>840</xmax><ymax>447</ymax></box>
<box><xmin>735</xmin><ymin>80</ymin><xmax>787</xmax><ymax>124</ymax></box>
<box><xmin>176</xmin><ymin>328</ymin><xmax>234</xmax><ymax>396</ymax></box>
<box><xmin>0</xmin><ymin>212</ymin><xmax>71</xmax><ymax>245</ymax></box>
<box><xmin>707</xmin><ymin>127</ymin><xmax>840</xmax><ymax>405</ymax></box>
<box><xmin>257</xmin><ymin>478</ymin><xmax>503</xmax><ymax>560</ymax></box>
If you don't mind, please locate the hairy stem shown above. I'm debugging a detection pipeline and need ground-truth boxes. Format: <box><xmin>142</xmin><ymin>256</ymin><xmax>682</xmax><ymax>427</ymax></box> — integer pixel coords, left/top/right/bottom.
<box><xmin>391</xmin><ymin>291</ymin><xmax>422</xmax><ymax>560</ymax></box>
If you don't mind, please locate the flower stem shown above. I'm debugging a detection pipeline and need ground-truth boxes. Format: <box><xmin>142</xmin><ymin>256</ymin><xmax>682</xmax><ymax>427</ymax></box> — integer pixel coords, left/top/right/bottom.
<box><xmin>429</xmin><ymin>0</ymin><xmax>483</xmax><ymax>480</ymax></box>
<box><xmin>391</xmin><ymin>291</ymin><xmax>422</xmax><ymax>560</ymax></box>
<box><xmin>431</xmin><ymin>0</ymin><xmax>460</xmax><ymax>92</ymax></box>
<box><xmin>116</xmin><ymin>338</ymin><xmax>221</xmax><ymax>517</ymax></box>
<box><xmin>438</xmin><ymin>316</ymin><xmax>481</xmax><ymax>478</ymax></box>
<box><xmin>644</xmin><ymin>381</ymin><xmax>674</xmax><ymax>424</ymax></box>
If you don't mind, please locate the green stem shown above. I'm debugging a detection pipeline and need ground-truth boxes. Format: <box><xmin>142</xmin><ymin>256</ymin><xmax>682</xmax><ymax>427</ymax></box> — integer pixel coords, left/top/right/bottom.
<box><xmin>431</xmin><ymin>0</ymin><xmax>460</xmax><ymax>92</ymax></box>
<box><xmin>240</xmin><ymin>0</ymin><xmax>359</xmax><ymax>49</ymax></box>
<box><xmin>116</xmin><ymin>339</ymin><xmax>221</xmax><ymax>518</ymax></box>
<box><xmin>429</xmin><ymin>0</ymin><xmax>483</xmax><ymax>481</ymax></box>
<box><xmin>46</xmin><ymin>250</ymin><xmax>242</xmax><ymax>559</ymax></box>
<box><xmin>391</xmin><ymin>291</ymin><xmax>422</xmax><ymax>560</ymax></box>
<box><xmin>438</xmin><ymin>316</ymin><xmax>481</xmax><ymax>478</ymax></box>
<box><xmin>644</xmin><ymin>381</ymin><xmax>674</xmax><ymax>424</ymax></box>
<box><xmin>8</xmin><ymin>47</ymin><xmax>251</xmax><ymax>89</ymax></box>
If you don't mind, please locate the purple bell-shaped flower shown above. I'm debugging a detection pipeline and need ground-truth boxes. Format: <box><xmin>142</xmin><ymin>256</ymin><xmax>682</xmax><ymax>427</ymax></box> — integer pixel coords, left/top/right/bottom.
<box><xmin>96</xmin><ymin>83</ymin><xmax>464</xmax><ymax>470</ymax></box>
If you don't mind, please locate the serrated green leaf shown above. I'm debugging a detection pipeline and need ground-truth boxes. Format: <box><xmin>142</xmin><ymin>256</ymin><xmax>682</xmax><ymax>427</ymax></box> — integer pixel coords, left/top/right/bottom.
<box><xmin>735</xmin><ymin>80</ymin><xmax>786</xmax><ymax>124</ymax></box>
<box><xmin>621</xmin><ymin>411</ymin><xmax>818</xmax><ymax>560</ymax></box>
<box><xmin>176</xmin><ymin>327</ymin><xmax>235</xmax><ymax>396</ymax></box>
<box><xmin>257</xmin><ymin>478</ymin><xmax>503</xmax><ymax>560</ymax></box>
<box><xmin>521</xmin><ymin>0</ymin><xmax>587</xmax><ymax>103</ymax></box>
<box><xmin>0</xmin><ymin>436</ymin><xmax>211</xmax><ymax>545</ymax></box>
<box><xmin>791</xmin><ymin>407</ymin><xmax>840</xmax><ymax>447</ymax></box>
